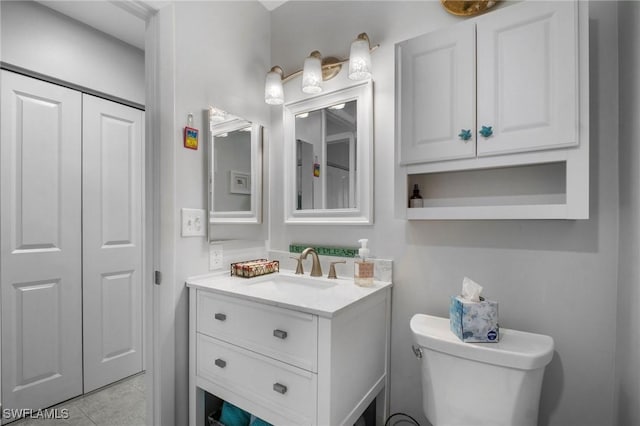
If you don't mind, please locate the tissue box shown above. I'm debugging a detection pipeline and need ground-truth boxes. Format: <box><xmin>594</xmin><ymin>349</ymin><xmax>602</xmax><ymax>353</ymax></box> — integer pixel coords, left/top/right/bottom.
<box><xmin>449</xmin><ymin>296</ymin><xmax>499</xmax><ymax>343</ymax></box>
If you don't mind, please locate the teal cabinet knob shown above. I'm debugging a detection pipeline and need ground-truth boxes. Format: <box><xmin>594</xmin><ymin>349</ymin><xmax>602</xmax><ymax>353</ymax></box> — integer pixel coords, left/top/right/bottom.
<box><xmin>479</xmin><ymin>126</ymin><xmax>493</xmax><ymax>138</ymax></box>
<box><xmin>458</xmin><ymin>129</ymin><xmax>472</xmax><ymax>141</ymax></box>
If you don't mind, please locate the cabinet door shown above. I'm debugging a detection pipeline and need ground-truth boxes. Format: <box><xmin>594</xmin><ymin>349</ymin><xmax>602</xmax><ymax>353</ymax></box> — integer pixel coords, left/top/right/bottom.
<box><xmin>398</xmin><ymin>21</ymin><xmax>476</xmax><ymax>164</ymax></box>
<box><xmin>1</xmin><ymin>71</ymin><xmax>83</xmax><ymax>415</ymax></box>
<box><xmin>476</xmin><ymin>1</ymin><xmax>578</xmax><ymax>156</ymax></box>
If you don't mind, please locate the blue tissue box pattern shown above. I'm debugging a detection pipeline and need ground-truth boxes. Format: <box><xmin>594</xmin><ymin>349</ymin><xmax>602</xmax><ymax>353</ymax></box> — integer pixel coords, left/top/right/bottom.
<box><xmin>450</xmin><ymin>296</ymin><xmax>499</xmax><ymax>343</ymax></box>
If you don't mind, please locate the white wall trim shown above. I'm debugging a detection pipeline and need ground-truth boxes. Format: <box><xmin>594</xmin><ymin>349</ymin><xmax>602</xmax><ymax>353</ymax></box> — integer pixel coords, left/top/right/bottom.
<box><xmin>111</xmin><ymin>0</ymin><xmax>160</xmax><ymax>20</ymax></box>
<box><xmin>145</xmin><ymin>4</ymin><xmax>177</xmax><ymax>425</ymax></box>
<box><xmin>0</xmin><ymin>62</ymin><xmax>144</xmax><ymax>110</ymax></box>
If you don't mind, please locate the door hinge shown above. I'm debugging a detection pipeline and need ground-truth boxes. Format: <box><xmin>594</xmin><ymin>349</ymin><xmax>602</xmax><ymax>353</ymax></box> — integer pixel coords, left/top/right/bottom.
<box><xmin>154</xmin><ymin>270</ymin><xmax>162</xmax><ymax>285</ymax></box>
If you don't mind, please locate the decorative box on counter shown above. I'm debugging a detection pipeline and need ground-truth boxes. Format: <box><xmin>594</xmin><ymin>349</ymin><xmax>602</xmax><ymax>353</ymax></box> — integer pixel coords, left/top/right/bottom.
<box><xmin>230</xmin><ymin>259</ymin><xmax>279</xmax><ymax>278</ymax></box>
<box><xmin>449</xmin><ymin>295</ymin><xmax>499</xmax><ymax>343</ymax></box>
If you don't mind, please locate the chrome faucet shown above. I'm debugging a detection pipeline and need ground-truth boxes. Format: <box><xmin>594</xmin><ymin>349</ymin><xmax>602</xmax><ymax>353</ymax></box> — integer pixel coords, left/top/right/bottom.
<box><xmin>300</xmin><ymin>247</ymin><xmax>323</xmax><ymax>277</ymax></box>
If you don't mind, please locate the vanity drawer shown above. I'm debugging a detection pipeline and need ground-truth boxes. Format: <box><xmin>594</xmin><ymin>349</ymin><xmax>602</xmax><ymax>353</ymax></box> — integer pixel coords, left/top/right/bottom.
<box><xmin>197</xmin><ymin>333</ymin><xmax>317</xmax><ymax>425</ymax></box>
<box><xmin>197</xmin><ymin>290</ymin><xmax>318</xmax><ymax>372</ymax></box>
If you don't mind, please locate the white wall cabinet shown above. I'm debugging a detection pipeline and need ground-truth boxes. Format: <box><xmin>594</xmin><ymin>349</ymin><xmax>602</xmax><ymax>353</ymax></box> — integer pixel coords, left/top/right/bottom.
<box><xmin>396</xmin><ymin>1</ymin><xmax>589</xmax><ymax>219</ymax></box>
<box><xmin>188</xmin><ymin>282</ymin><xmax>391</xmax><ymax>426</ymax></box>
<box><xmin>399</xmin><ymin>1</ymin><xmax>579</xmax><ymax>164</ymax></box>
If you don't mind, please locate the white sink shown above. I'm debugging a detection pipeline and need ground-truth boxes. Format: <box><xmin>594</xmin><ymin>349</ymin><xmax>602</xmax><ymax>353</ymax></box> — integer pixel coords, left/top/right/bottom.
<box><xmin>241</xmin><ymin>273</ymin><xmax>339</xmax><ymax>299</ymax></box>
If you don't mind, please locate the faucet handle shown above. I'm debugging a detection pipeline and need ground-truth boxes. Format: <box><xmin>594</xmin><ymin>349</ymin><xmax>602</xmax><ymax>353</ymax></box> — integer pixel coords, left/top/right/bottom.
<box><xmin>327</xmin><ymin>260</ymin><xmax>346</xmax><ymax>279</ymax></box>
<box><xmin>290</xmin><ymin>256</ymin><xmax>304</xmax><ymax>275</ymax></box>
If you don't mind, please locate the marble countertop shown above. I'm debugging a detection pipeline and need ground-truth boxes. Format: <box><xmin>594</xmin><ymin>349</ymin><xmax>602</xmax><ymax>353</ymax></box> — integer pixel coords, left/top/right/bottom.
<box><xmin>186</xmin><ymin>270</ymin><xmax>392</xmax><ymax>318</ymax></box>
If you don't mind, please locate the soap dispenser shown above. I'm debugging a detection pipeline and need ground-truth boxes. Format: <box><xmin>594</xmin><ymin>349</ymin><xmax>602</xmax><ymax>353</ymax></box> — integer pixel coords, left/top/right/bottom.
<box><xmin>354</xmin><ymin>239</ymin><xmax>374</xmax><ymax>287</ymax></box>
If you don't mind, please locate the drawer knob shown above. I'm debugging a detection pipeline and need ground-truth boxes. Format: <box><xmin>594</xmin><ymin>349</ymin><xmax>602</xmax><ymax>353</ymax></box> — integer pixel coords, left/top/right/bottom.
<box><xmin>214</xmin><ymin>313</ymin><xmax>227</xmax><ymax>321</ymax></box>
<box><xmin>273</xmin><ymin>383</ymin><xmax>287</xmax><ymax>394</ymax></box>
<box><xmin>273</xmin><ymin>329</ymin><xmax>288</xmax><ymax>339</ymax></box>
<box><xmin>214</xmin><ymin>358</ymin><xmax>227</xmax><ymax>368</ymax></box>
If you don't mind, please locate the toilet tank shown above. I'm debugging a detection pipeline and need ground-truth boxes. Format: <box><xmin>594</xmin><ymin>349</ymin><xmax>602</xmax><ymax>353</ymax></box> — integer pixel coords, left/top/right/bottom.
<box><xmin>410</xmin><ymin>314</ymin><xmax>554</xmax><ymax>426</ymax></box>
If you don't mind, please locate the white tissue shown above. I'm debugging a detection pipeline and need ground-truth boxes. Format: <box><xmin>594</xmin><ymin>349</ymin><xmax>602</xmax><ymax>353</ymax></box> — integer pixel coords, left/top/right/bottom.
<box><xmin>461</xmin><ymin>277</ymin><xmax>483</xmax><ymax>302</ymax></box>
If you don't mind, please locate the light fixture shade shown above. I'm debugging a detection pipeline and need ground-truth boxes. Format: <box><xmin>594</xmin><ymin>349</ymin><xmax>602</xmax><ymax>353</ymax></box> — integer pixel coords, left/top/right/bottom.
<box><xmin>302</xmin><ymin>52</ymin><xmax>323</xmax><ymax>94</ymax></box>
<box><xmin>264</xmin><ymin>69</ymin><xmax>284</xmax><ymax>105</ymax></box>
<box><xmin>349</xmin><ymin>34</ymin><xmax>372</xmax><ymax>80</ymax></box>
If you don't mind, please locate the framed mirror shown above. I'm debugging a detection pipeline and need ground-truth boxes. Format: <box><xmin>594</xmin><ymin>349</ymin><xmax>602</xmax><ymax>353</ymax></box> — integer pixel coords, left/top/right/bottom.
<box><xmin>283</xmin><ymin>80</ymin><xmax>373</xmax><ymax>224</ymax></box>
<box><xmin>208</xmin><ymin>113</ymin><xmax>262</xmax><ymax>225</ymax></box>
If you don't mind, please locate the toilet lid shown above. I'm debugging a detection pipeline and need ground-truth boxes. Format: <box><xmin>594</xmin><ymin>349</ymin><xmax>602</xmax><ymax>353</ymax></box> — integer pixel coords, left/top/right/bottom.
<box><xmin>410</xmin><ymin>314</ymin><xmax>554</xmax><ymax>370</ymax></box>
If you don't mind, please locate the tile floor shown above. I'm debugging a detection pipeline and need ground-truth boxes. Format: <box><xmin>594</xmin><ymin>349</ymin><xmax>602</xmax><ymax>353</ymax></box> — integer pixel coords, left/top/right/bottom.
<box><xmin>11</xmin><ymin>373</ymin><xmax>146</xmax><ymax>426</ymax></box>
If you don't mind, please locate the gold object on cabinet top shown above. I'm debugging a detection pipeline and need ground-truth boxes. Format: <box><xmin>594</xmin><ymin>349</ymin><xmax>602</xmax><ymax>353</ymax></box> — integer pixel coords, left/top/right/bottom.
<box><xmin>441</xmin><ymin>0</ymin><xmax>499</xmax><ymax>16</ymax></box>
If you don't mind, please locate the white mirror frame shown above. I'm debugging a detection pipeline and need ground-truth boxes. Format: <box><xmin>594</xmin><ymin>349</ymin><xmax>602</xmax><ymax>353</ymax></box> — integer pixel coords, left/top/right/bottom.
<box><xmin>209</xmin><ymin>120</ymin><xmax>262</xmax><ymax>224</ymax></box>
<box><xmin>283</xmin><ymin>80</ymin><xmax>373</xmax><ymax>224</ymax></box>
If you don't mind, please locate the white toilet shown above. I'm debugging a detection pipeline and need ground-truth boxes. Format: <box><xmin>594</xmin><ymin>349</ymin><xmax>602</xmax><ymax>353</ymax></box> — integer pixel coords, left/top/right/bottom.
<box><xmin>410</xmin><ymin>314</ymin><xmax>554</xmax><ymax>426</ymax></box>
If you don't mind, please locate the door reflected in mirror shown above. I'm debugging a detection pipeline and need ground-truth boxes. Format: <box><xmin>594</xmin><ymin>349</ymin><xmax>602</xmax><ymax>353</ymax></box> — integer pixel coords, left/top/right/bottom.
<box><xmin>296</xmin><ymin>100</ymin><xmax>357</xmax><ymax>210</ymax></box>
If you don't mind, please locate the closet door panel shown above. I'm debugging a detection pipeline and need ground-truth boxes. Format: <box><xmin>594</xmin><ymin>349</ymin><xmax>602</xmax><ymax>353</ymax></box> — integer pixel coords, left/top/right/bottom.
<box><xmin>82</xmin><ymin>94</ymin><xmax>144</xmax><ymax>393</ymax></box>
<box><xmin>1</xmin><ymin>70</ymin><xmax>83</xmax><ymax>416</ymax></box>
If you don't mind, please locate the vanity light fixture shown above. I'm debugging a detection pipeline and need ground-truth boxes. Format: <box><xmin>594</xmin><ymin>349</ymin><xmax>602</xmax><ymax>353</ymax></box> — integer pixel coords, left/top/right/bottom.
<box><xmin>264</xmin><ymin>32</ymin><xmax>378</xmax><ymax>105</ymax></box>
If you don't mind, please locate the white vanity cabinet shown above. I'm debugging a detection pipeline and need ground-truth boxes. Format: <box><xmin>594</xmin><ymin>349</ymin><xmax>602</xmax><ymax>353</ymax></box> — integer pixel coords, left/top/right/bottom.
<box><xmin>188</xmin><ymin>273</ymin><xmax>392</xmax><ymax>426</ymax></box>
<box><xmin>396</xmin><ymin>0</ymin><xmax>589</xmax><ymax>220</ymax></box>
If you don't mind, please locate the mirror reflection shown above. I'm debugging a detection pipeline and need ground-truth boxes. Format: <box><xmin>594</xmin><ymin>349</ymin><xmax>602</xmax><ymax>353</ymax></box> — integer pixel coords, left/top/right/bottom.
<box><xmin>295</xmin><ymin>100</ymin><xmax>357</xmax><ymax>210</ymax></box>
<box><xmin>208</xmin><ymin>111</ymin><xmax>262</xmax><ymax>226</ymax></box>
<box><xmin>283</xmin><ymin>80</ymin><xmax>373</xmax><ymax>224</ymax></box>
<box><xmin>213</xmin><ymin>124</ymin><xmax>252</xmax><ymax>212</ymax></box>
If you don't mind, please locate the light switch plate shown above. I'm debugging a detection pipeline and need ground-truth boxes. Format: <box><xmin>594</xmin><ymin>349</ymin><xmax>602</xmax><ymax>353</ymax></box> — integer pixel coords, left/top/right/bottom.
<box><xmin>181</xmin><ymin>208</ymin><xmax>206</xmax><ymax>237</ymax></box>
<box><xmin>209</xmin><ymin>244</ymin><xmax>223</xmax><ymax>270</ymax></box>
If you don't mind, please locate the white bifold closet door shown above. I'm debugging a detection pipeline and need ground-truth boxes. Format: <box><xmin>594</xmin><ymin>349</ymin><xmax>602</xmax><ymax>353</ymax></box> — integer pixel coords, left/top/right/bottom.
<box><xmin>1</xmin><ymin>71</ymin><xmax>83</xmax><ymax>412</ymax></box>
<box><xmin>82</xmin><ymin>94</ymin><xmax>143</xmax><ymax>393</ymax></box>
<box><xmin>1</xmin><ymin>72</ymin><xmax>144</xmax><ymax>415</ymax></box>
